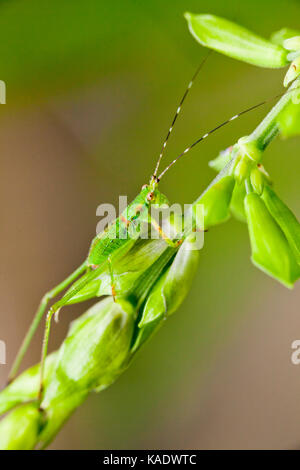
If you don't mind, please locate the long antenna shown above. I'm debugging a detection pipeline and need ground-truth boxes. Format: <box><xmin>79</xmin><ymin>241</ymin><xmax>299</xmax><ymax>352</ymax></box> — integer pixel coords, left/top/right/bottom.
<box><xmin>153</xmin><ymin>52</ymin><xmax>211</xmax><ymax>178</ymax></box>
<box><xmin>158</xmin><ymin>88</ymin><xmax>297</xmax><ymax>180</ymax></box>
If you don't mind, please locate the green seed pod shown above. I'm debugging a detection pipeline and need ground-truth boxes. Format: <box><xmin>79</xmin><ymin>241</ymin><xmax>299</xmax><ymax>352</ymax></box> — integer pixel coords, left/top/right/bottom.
<box><xmin>271</xmin><ymin>28</ymin><xmax>300</xmax><ymax>47</ymax></box>
<box><xmin>284</xmin><ymin>56</ymin><xmax>300</xmax><ymax>87</ymax></box>
<box><xmin>261</xmin><ymin>185</ymin><xmax>300</xmax><ymax>265</ymax></box>
<box><xmin>132</xmin><ymin>235</ymin><xmax>200</xmax><ymax>353</ymax></box>
<box><xmin>38</xmin><ymin>297</ymin><xmax>136</xmax><ymax>447</ymax></box>
<box><xmin>42</xmin><ymin>297</ymin><xmax>135</xmax><ymax>407</ymax></box>
<box><xmin>234</xmin><ymin>158</ymin><xmax>251</xmax><ymax>185</ymax></box>
<box><xmin>250</xmin><ymin>167</ymin><xmax>264</xmax><ymax>195</ymax></box>
<box><xmin>184</xmin><ymin>13</ymin><xmax>288</xmax><ymax>68</ymax></box>
<box><xmin>230</xmin><ymin>182</ymin><xmax>247</xmax><ymax>222</ymax></box>
<box><xmin>0</xmin><ymin>404</ymin><xmax>40</xmax><ymax>450</ymax></box>
<box><xmin>0</xmin><ymin>352</ymin><xmax>58</xmax><ymax>416</ymax></box>
<box><xmin>195</xmin><ymin>175</ymin><xmax>235</xmax><ymax>229</ymax></box>
<box><xmin>284</xmin><ymin>36</ymin><xmax>300</xmax><ymax>51</ymax></box>
<box><xmin>244</xmin><ymin>192</ymin><xmax>300</xmax><ymax>288</ymax></box>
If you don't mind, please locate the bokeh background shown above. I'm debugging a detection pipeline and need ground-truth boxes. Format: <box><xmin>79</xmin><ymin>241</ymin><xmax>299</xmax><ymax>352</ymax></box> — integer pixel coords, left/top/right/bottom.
<box><xmin>0</xmin><ymin>0</ymin><xmax>300</xmax><ymax>450</ymax></box>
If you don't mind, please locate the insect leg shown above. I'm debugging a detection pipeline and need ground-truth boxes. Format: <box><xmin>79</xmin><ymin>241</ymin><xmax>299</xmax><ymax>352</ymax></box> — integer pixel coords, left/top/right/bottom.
<box><xmin>37</xmin><ymin>261</ymin><xmax>109</xmax><ymax>402</ymax></box>
<box><xmin>149</xmin><ymin>215</ymin><xmax>183</xmax><ymax>248</ymax></box>
<box><xmin>108</xmin><ymin>256</ymin><xmax>117</xmax><ymax>301</ymax></box>
<box><xmin>8</xmin><ymin>261</ymin><xmax>87</xmax><ymax>383</ymax></box>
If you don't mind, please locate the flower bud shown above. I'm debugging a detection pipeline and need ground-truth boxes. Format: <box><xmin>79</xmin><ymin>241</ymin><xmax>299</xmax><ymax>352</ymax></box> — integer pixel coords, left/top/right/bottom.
<box><xmin>184</xmin><ymin>13</ymin><xmax>288</xmax><ymax>68</ymax></box>
<box><xmin>250</xmin><ymin>167</ymin><xmax>264</xmax><ymax>195</ymax></box>
<box><xmin>234</xmin><ymin>158</ymin><xmax>251</xmax><ymax>184</ymax></box>
<box><xmin>195</xmin><ymin>175</ymin><xmax>235</xmax><ymax>229</ymax></box>
<box><xmin>0</xmin><ymin>404</ymin><xmax>40</xmax><ymax>450</ymax></box>
<box><xmin>244</xmin><ymin>192</ymin><xmax>300</xmax><ymax>287</ymax></box>
<box><xmin>37</xmin><ymin>297</ymin><xmax>136</xmax><ymax>447</ymax></box>
<box><xmin>261</xmin><ymin>185</ymin><xmax>300</xmax><ymax>265</ymax></box>
<box><xmin>230</xmin><ymin>182</ymin><xmax>247</xmax><ymax>222</ymax></box>
<box><xmin>42</xmin><ymin>297</ymin><xmax>135</xmax><ymax>408</ymax></box>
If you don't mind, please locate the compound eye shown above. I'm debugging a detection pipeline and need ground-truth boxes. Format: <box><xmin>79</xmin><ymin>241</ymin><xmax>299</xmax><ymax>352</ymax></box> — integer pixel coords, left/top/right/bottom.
<box><xmin>141</xmin><ymin>184</ymin><xmax>148</xmax><ymax>190</ymax></box>
<box><xmin>147</xmin><ymin>192</ymin><xmax>154</xmax><ymax>202</ymax></box>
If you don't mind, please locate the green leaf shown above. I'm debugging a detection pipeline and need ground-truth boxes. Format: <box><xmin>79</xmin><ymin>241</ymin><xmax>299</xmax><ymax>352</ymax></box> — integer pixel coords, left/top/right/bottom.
<box><xmin>244</xmin><ymin>192</ymin><xmax>300</xmax><ymax>288</ymax></box>
<box><xmin>185</xmin><ymin>13</ymin><xmax>288</xmax><ymax>68</ymax></box>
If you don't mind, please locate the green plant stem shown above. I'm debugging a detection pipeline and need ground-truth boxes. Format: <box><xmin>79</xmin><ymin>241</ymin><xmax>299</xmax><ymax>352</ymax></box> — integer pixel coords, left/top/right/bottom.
<box><xmin>246</xmin><ymin>79</ymin><xmax>300</xmax><ymax>152</ymax></box>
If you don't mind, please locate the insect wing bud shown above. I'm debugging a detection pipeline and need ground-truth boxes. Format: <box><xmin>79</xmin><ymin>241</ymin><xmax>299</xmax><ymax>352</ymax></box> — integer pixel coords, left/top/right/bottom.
<box><xmin>141</xmin><ymin>235</ymin><xmax>200</xmax><ymax>324</ymax></box>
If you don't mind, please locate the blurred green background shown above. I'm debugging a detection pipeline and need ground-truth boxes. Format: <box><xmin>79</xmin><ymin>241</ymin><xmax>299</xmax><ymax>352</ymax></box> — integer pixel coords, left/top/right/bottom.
<box><xmin>0</xmin><ymin>0</ymin><xmax>300</xmax><ymax>449</ymax></box>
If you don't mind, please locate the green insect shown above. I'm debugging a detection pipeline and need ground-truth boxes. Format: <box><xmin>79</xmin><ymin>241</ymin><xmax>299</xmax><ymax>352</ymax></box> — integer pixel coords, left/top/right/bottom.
<box><xmin>7</xmin><ymin>55</ymin><xmax>284</xmax><ymax>403</ymax></box>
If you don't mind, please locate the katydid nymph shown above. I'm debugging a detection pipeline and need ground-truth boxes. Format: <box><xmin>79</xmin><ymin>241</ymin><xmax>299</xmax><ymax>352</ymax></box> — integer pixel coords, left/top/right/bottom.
<box><xmin>7</xmin><ymin>54</ymin><xmax>289</xmax><ymax>404</ymax></box>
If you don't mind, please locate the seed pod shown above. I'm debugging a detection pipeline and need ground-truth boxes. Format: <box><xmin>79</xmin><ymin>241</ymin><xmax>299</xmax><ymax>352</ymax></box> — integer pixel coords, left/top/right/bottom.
<box><xmin>250</xmin><ymin>167</ymin><xmax>264</xmax><ymax>195</ymax></box>
<box><xmin>38</xmin><ymin>297</ymin><xmax>136</xmax><ymax>446</ymax></box>
<box><xmin>0</xmin><ymin>352</ymin><xmax>58</xmax><ymax>416</ymax></box>
<box><xmin>132</xmin><ymin>235</ymin><xmax>200</xmax><ymax>353</ymax></box>
<box><xmin>42</xmin><ymin>297</ymin><xmax>135</xmax><ymax>407</ymax></box>
<box><xmin>230</xmin><ymin>182</ymin><xmax>247</xmax><ymax>222</ymax></box>
<box><xmin>261</xmin><ymin>185</ymin><xmax>300</xmax><ymax>265</ymax></box>
<box><xmin>184</xmin><ymin>13</ymin><xmax>288</xmax><ymax>68</ymax></box>
<box><xmin>195</xmin><ymin>175</ymin><xmax>235</xmax><ymax>229</ymax></box>
<box><xmin>234</xmin><ymin>158</ymin><xmax>251</xmax><ymax>185</ymax></box>
<box><xmin>0</xmin><ymin>404</ymin><xmax>40</xmax><ymax>450</ymax></box>
<box><xmin>244</xmin><ymin>192</ymin><xmax>300</xmax><ymax>287</ymax></box>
